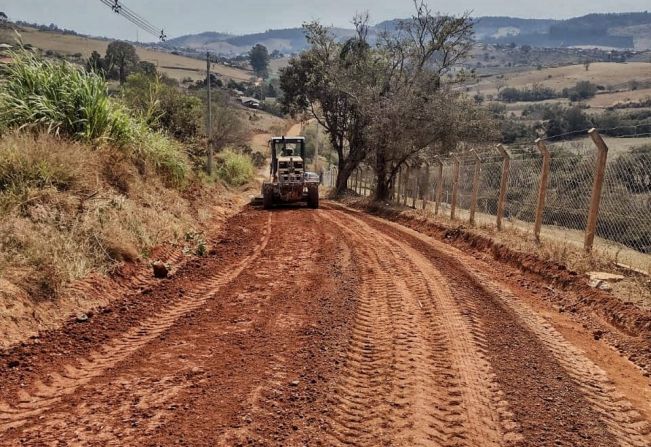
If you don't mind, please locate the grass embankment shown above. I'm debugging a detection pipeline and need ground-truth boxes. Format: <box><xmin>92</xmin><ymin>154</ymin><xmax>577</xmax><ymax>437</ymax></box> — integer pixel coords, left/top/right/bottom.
<box><xmin>0</xmin><ymin>50</ymin><xmax>254</xmax><ymax>301</ymax></box>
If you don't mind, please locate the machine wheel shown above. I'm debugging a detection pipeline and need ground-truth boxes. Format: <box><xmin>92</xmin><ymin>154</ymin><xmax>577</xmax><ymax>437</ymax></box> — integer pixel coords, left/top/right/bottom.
<box><xmin>307</xmin><ymin>188</ymin><xmax>319</xmax><ymax>209</ymax></box>
<box><xmin>263</xmin><ymin>190</ymin><xmax>273</xmax><ymax>210</ymax></box>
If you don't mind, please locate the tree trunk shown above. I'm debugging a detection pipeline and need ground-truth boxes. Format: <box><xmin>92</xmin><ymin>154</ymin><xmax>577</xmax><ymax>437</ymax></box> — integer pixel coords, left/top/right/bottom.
<box><xmin>119</xmin><ymin>63</ymin><xmax>126</xmax><ymax>85</ymax></box>
<box><xmin>373</xmin><ymin>160</ymin><xmax>392</xmax><ymax>202</ymax></box>
<box><xmin>334</xmin><ymin>161</ymin><xmax>356</xmax><ymax>197</ymax></box>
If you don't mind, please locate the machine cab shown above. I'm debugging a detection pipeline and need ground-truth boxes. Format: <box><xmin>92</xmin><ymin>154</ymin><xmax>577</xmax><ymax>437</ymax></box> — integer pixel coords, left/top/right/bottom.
<box><xmin>270</xmin><ymin>137</ymin><xmax>306</xmax><ymax>184</ymax></box>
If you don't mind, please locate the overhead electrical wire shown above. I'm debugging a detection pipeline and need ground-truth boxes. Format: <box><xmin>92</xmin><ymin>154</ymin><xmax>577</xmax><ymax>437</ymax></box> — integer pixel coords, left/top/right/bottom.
<box><xmin>98</xmin><ymin>0</ymin><xmax>167</xmax><ymax>41</ymax></box>
<box><xmin>99</xmin><ymin>0</ymin><xmax>158</xmax><ymax>35</ymax></box>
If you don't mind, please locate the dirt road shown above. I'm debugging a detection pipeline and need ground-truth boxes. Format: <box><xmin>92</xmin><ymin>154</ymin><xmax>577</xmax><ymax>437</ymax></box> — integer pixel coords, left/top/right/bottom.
<box><xmin>1</xmin><ymin>204</ymin><xmax>650</xmax><ymax>446</ymax></box>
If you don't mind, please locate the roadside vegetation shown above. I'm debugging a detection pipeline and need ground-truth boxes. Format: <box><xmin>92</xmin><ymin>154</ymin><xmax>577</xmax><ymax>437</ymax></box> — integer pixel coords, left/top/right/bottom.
<box><xmin>0</xmin><ymin>45</ymin><xmax>256</xmax><ymax>299</ymax></box>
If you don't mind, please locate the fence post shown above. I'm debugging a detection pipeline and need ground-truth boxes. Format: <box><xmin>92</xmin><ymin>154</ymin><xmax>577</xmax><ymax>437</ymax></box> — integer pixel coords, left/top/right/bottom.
<box><xmin>394</xmin><ymin>165</ymin><xmax>402</xmax><ymax>204</ymax></box>
<box><xmin>365</xmin><ymin>166</ymin><xmax>371</xmax><ymax>197</ymax></box>
<box><xmin>534</xmin><ymin>139</ymin><xmax>551</xmax><ymax>242</ymax></box>
<box><xmin>396</xmin><ymin>165</ymin><xmax>401</xmax><ymax>203</ymax></box>
<box><xmin>451</xmin><ymin>156</ymin><xmax>460</xmax><ymax>220</ymax></box>
<box><xmin>496</xmin><ymin>144</ymin><xmax>511</xmax><ymax>231</ymax></box>
<box><xmin>403</xmin><ymin>163</ymin><xmax>411</xmax><ymax>206</ymax></box>
<box><xmin>422</xmin><ymin>162</ymin><xmax>431</xmax><ymax>210</ymax></box>
<box><xmin>412</xmin><ymin>164</ymin><xmax>419</xmax><ymax>208</ymax></box>
<box><xmin>355</xmin><ymin>166</ymin><xmax>359</xmax><ymax>194</ymax></box>
<box><xmin>469</xmin><ymin>150</ymin><xmax>481</xmax><ymax>225</ymax></box>
<box><xmin>585</xmin><ymin>129</ymin><xmax>609</xmax><ymax>252</ymax></box>
<box><xmin>434</xmin><ymin>158</ymin><xmax>443</xmax><ymax>215</ymax></box>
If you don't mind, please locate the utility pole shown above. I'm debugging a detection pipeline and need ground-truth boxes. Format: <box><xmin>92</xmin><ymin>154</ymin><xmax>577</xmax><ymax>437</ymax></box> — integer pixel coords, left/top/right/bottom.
<box><xmin>314</xmin><ymin>123</ymin><xmax>320</xmax><ymax>173</ymax></box>
<box><xmin>206</xmin><ymin>52</ymin><xmax>213</xmax><ymax>175</ymax></box>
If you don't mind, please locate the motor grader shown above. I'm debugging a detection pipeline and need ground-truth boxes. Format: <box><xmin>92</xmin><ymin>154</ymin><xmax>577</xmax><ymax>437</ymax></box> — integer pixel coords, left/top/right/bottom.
<box><xmin>261</xmin><ymin>136</ymin><xmax>319</xmax><ymax>209</ymax></box>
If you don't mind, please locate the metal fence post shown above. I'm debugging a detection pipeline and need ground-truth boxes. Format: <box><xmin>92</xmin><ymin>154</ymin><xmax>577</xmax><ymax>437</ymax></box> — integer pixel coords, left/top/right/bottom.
<box><xmin>451</xmin><ymin>156</ymin><xmax>460</xmax><ymax>220</ymax></box>
<box><xmin>585</xmin><ymin>129</ymin><xmax>609</xmax><ymax>252</ymax></box>
<box><xmin>534</xmin><ymin>139</ymin><xmax>551</xmax><ymax>242</ymax></box>
<box><xmin>469</xmin><ymin>150</ymin><xmax>481</xmax><ymax>225</ymax></box>
<box><xmin>434</xmin><ymin>158</ymin><xmax>443</xmax><ymax>215</ymax></box>
<box><xmin>496</xmin><ymin>144</ymin><xmax>511</xmax><ymax>231</ymax></box>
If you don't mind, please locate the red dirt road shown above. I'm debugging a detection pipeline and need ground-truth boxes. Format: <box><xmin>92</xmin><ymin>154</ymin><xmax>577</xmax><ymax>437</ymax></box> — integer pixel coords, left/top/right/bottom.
<box><xmin>1</xmin><ymin>203</ymin><xmax>650</xmax><ymax>446</ymax></box>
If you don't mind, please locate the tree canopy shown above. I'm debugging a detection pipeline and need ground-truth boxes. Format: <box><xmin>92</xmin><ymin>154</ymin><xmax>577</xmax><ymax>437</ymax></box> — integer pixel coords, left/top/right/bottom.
<box><xmin>105</xmin><ymin>41</ymin><xmax>140</xmax><ymax>84</ymax></box>
<box><xmin>249</xmin><ymin>44</ymin><xmax>270</xmax><ymax>78</ymax></box>
<box><xmin>280</xmin><ymin>1</ymin><xmax>497</xmax><ymax>199</ymax></box>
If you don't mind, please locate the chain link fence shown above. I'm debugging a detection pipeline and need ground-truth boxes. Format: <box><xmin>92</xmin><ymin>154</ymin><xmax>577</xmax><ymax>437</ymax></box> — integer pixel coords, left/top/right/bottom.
<box><xmin>376</xmin><ymin>130</ymin><xmax>651</xmax><ymax>274</ymax></box>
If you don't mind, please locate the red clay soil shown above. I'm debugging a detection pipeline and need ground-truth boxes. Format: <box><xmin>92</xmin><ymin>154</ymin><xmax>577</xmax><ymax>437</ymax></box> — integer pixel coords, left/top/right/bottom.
<box><xmin>0</xmin><ymin>203</ymin><xmax>650</xmax><ymax>446</ymax></box>
<box><xmin>356</xmin><ymin>202</ymin><xmax>651</xmax><ymax>375</ymax></box>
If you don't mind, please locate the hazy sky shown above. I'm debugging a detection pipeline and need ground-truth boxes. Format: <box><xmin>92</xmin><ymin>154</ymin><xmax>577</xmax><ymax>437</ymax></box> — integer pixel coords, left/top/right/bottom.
<box><xmin>3</xmin><ymin>0</ymin><xmax>650</xmax><ymax>41</ymax></box>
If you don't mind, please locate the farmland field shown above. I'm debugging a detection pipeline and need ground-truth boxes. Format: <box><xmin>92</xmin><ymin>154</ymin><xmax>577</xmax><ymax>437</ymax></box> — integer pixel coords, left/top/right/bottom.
<box><xmin>473</xmin><ymin>62</ymin><xmax>651</xmax><ymax>96</ymax></box>
<box><xmin>1</xmin><ymin>26</ymin><xmax>253</xmax><ymax>82</ymax></box>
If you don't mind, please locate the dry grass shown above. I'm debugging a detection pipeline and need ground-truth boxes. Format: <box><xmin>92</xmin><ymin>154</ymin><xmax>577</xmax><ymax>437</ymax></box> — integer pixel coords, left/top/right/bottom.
<box><xmin>408</xmin><ymin>201</ymin><xmax>651</xmax><ymax>307</ymax></box>
<box><xmin>587</xmin><ymin>88</ymin><xmax>651</xmax><ymax>108</ymax></box>
<box><xmin>0</xmin><ymin>134</ymin><xmax>215</xmax><ymax>299</ymax></box>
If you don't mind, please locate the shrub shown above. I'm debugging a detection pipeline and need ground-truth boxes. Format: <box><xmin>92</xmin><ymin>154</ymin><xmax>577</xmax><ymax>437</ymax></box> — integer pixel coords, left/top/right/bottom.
<box><xmin>130</xmin><ymin>125</ymin><xmax>189</xmax><ymax>187</ymax></box>
<box><xmin>498</xmin><ymin>84</ymin><xmax>559</xmax><ymax>102</ymax></box>
<box><xmin>216</xmin><ymin>150</ymin><xmax>254</xmax><ymax>186</ymax></box>
<box><xmin>122</xmin><ymin>73</ymin><xmax>203</xmax><ymax>141</ymax></box>
<box><xmin>562</xmin><ymin>81</ymin><xmax>598</xmax><ymax>102</ymax></box>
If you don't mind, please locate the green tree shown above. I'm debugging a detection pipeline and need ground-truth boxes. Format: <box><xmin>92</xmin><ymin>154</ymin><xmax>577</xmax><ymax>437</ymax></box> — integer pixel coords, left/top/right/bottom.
<box><xmin>86</xmin><ymin>50</ymin><xmax>105</xmax><ymax>76</ymax></box>
<box><xmin>105</xmin><ymin>41</ymin><xmax>139</xmax><ymax>84</ymax></box>
<box><xmin>249</xmin><ymin>44</ymin><xmax>270</xmax><ymax>78</ymax></box>
<box><xmin>281</xmin><ymin>2</ymin><xmax>488</xmax><ymax>199</ymax></box>
<box><xmin>135</xmin><ymin>61</ymin><xmax>157</xmax><ymax>77</ymax></box>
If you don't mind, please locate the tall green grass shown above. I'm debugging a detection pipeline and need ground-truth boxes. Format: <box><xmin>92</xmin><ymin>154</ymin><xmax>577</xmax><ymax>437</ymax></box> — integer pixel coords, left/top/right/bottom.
<box><xmin>217</xmin><ymin>150</ymin><xmax>255</xmax><ymax>186</ymax></box>
<box><xmin>0</xmin><ymin>50</ymin><xmax>132</xmax><ymax>143</ymax></box>
<box><xmin>0</xmin><ymin>49</ymin><xmax>190</xmax><ymax>187</ymax></box>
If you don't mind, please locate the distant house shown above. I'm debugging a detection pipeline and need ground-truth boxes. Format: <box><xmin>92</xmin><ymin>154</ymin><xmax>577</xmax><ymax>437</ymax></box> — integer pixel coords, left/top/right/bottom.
<box><xmin>239</xmin><ymin>97</ymin><xmax>261</xmax><ymax>109</ymax></box>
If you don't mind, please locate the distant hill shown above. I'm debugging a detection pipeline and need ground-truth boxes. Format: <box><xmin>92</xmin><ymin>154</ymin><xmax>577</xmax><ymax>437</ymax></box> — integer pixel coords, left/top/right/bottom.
<box><xmin>164</xmin><ymin>12</ymin><xmax>651</xmax><ymax>55</ymax></box>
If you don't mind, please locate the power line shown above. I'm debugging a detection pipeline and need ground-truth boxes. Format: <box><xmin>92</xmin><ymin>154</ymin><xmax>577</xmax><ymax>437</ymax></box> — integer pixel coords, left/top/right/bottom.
<box><xmin>98</xmin><ymin>0</ymin><xmax>167</xmax><ymax>41</ymax></box>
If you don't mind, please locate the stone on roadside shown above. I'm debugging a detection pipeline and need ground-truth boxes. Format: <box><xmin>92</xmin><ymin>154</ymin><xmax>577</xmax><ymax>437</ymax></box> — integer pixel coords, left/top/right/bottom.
<box><xmin>152</xmin><ymin>261</ymin><xmax>170</xmax><ymax>279</ymax></box>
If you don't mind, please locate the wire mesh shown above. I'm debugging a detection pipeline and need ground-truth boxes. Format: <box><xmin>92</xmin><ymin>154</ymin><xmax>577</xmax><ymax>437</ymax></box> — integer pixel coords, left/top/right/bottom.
<box><xmin>439</xmin><ymin>162</ymin><xmax>455</xmax><ymax>215</ymax></box>
<box><xmin>598</xmin><ymin>138</ymin><xmax>651</xmax><ymax>256</ymax></box>
<box><xmin>542</xmin><ymin>140</ymin><xmax>595</xmax><ymax>232</ymax></box>
<box><xmin>477</xmin><ymin>157</ymin><xmax>503</xmax><ymax>217</ymax></box>
<box><xmin>504</xmin><ymin>154</ymin><xmax>542</xmax><ymax>225</ymax></box>
<box><xmin>456</xmin><ymin>157</ymin><xmax>475</xmax><ymax>212</ymax></box>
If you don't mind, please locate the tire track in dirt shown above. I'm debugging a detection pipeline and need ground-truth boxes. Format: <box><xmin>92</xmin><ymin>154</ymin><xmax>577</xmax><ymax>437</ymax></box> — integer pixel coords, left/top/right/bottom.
<box><xmin>338</xmin><ymin>204</ymin><xmax>651</xmax><ymax>447</ymax></box>
<box><xmin>466</xmin><ymin>266</ymin><xmax>651</xmax><ymax>447</ymax></box>
<box><xmin>0</xmin><ymin>215</ymin><xmax>273</xmax><ymax>435</ymax></box>
<box><xmin>325</xmin><ymin>209</ymin><xmax>509</xmax><ymax>446</ymax></box>
<box><xmin>214</xmin><ymin>212</ymin><xmax>323</xmax><ymax>446</ymax></box>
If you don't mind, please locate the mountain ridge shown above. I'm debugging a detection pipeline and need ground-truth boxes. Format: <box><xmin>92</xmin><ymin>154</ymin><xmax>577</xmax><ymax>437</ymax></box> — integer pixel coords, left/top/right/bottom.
<box><xmin>164</xmin><ymin>12</ymin><xmax>651</xmax><ymax>55</ymax></box>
